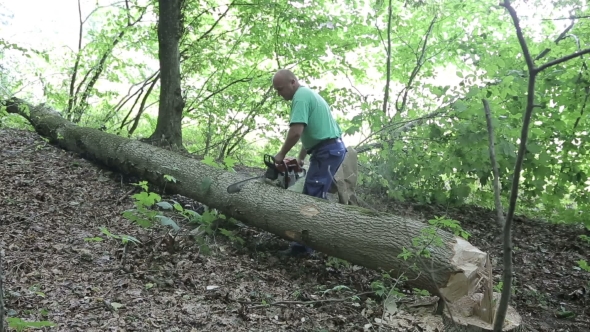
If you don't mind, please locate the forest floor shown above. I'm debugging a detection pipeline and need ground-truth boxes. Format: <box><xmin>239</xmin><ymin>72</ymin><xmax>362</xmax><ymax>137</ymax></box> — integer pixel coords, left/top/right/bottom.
<box><xmin>1</xmin><ymin>128</ymin><xmax>589</xmax><ymax>332</ymax></box>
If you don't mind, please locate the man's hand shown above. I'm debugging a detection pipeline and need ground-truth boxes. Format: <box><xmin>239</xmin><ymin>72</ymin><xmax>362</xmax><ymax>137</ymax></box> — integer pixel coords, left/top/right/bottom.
<box><xmin>274</xmin><ymin>152</ymin><xmax>286</xmax><ymax>163</ymax></box>
<box><xmin>276</xmin><ymin>124</ymin><xmax>304</xmax><ymax>163</ymax></box>
<box><xmin>297</xmin><ymin>146</ymin><xmax>307</xmax><ymax>167</ymax></box>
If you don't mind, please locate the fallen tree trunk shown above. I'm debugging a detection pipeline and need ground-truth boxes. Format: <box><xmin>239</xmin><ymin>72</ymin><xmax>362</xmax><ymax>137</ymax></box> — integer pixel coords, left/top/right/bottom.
<box><xmin>3</xmin><ymin>98</ymin><xmax>521</xmax><ymax>330</ymax></box>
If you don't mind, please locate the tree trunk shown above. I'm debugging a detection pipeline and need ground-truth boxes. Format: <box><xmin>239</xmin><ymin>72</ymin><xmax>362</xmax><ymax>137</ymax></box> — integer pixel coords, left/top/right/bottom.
<box><xmin>3</xmin><ymin>99</ymin><xmax>522</xmax><ymax>330</ymax></box>
<box><xmin>148</xmin><ymin>0</ymin><xmax>185</xmax><ymax>150</ymax></box>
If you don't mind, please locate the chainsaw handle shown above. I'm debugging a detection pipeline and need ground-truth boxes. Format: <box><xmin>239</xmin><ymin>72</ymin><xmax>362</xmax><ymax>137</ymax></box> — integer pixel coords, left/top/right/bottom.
<box><xmin>264</xmin><ymin>154</ymin><xmax>277</xmax><ymax>169</ymax></box>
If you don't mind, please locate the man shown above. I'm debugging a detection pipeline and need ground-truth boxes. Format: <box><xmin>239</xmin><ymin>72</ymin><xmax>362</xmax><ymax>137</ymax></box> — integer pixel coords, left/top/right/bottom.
<box><xmin>272</xmin><ymin>69</ymin><xmax>347</xmax><ymax>257</ymax></box>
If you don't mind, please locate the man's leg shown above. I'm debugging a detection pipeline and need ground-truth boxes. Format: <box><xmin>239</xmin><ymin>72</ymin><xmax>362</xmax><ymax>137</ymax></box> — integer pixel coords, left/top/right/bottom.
<box><xmin>282</xmin><ymin>140</ymin><xmax>347</xmax><ymax>256</ymax></box>
<box><xmin>302</xmin><ymin>143</ymin><xmax>347</xmax><ymax>198</ymax></box>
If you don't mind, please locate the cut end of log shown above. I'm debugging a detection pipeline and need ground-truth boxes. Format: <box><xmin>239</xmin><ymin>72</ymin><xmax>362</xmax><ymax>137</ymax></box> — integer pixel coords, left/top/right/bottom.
<box><xmin>440</xmin><ymin>236</ymin><xmax>488</xmax><ymax>302</ymax></box>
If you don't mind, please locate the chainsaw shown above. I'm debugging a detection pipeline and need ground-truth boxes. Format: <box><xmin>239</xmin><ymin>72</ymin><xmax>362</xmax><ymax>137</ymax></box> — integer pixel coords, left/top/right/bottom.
<box><xmin>226</xmin><ymin>154</ymin><xmax>306</xmax><ymax>193</ymax></box>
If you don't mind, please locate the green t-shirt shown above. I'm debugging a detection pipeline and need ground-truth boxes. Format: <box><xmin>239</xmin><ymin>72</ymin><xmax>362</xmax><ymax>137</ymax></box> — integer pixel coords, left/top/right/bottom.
<box><xmin>289</xmin><ymin>86</ymin><xmax>342</xmax><ymax>150</ymax></box>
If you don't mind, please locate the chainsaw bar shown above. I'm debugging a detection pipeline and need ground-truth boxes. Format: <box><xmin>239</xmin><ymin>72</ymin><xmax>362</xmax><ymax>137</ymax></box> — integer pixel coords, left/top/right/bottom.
<box><xmin>226</xmin><ymin>174</ymin><xmax>265</xmax><ymax>193</ymax></box>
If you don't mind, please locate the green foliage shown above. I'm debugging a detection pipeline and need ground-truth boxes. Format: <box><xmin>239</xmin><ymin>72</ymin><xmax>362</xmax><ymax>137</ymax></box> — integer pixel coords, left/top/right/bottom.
<box><xmin>100</xmin><ymin>227</ymin><xmax>141</xmax><ymax>245</ymax></box>
<box><xmin>2</xmin><ymin>0</ymin><xmax>590</xmax><ymax>232</ymax></box>
<box><xmin>122</xmin><ymin>180</ymin><xmax>177</xmax><ymax>230</ymax></box>
<box><xmin>356</xmin><ymin>0</ymin><xmax>590</xmax><ymax>230</ymax></box>
<box><xmin>6</xmin><ymin>317</ymin><xmax>56</xmax><ymax>331</ymax></box>
<box><xmin>428</xmin><ymin>216</ymin><xmax>471</xmax><ymax>240</ymax></box>
<box><xmin>118</xmin><ymin>176</ymin><xmax>243</xmax><ymax>253</ymax></box>
<box><xmin>325</xmin><ymin>256</ymin><xmax>350</xmax><ymax>269</ymax></box>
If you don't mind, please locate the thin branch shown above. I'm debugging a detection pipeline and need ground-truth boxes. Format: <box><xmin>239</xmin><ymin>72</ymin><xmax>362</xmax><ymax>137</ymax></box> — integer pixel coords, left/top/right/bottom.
<box><xmin>117</xmin><ymin>73</ymin><xmax>160</xmax><ymax>131</ymax></box>
<box><xmin>107</xmin><ymin>70</ymin><xmax>160</xmax><ymax>124</ymax></box>
<box><xmin>73</xmin><ymin>6</ymin><xmax>147</xmax><ymax>122</ymax></box>
<box><xmin>381</xmin><ymin>0</ymin><xmax>392</xmax><ymax>114</ymax></box>
<box><xmin>482</xmin><ymin>99</ymin><xmax>505</xmax><ymax>227</ymax></box>
<box><xmin>81</xmin><ymin>1</ymin><xmax>128</xmax><ymax>25</ymax></box>
<box><xmin>195</xmin><ymin>1</ymin><xmax>234</xmax><ymax>43</ymax></box>
<box><xmin>534</xmin><ymin>16</ymin><xmax>575</xmax><ymax>61</ymax></box>
<box><xmin>395</xmin><ymin>15</ymin><xmax>437</xmax><ymax>114</ymax></box>
<box><xmin>355</xmin><ymin>93</ymin><xmax>461</xmax><ymax>153</ymax></box>
<box><xmin>273</xmin><ymin>0</ymin><xmax>282</xmax><ymax>68</ymax></box>
<box><xmin>553</xmin><ymin>34</ymin><xmax>588</xmax><ymax>194</ymax></box>
<box><xmin>345</xmin><ymin>72</ymin><xmax>367</xmax><ymax>100</ymax></box>
<box><xmin>354</xmin><ymin>110</ymin><xmax>447</xmax><ymax>153</ymax></box>
<box><xmin>222</xmin><ymin>86</ymin><xmax>273</xmax><ymax>158</ymax></box>
<box><xmin>535</xmin><ymin>47</ymin><xmax>590</xmax><ymax>73</ymax></box>
<box><xmin>66</xmin><ymin>0</ymin><xmax>84</xmax><ymax>116</ymax></box>
<box><xmin>128</xmin><ymin>74</ymin><xmax>160</xmax><ymax>136</ymax></box>
<box><xmin>197</xmin><ymin>77</ymin><xmax>262</xmax><ymax>108</ymax></box>
<box><xmin>541</xmin><ymin>15</ymin><xmax>590</xmax><ymax>21</ymax></box>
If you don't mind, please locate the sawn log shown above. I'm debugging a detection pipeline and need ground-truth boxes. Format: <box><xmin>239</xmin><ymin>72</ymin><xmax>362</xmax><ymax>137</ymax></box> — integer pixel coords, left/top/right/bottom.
<box><xmin>3</xmin><ymin>98</ymin><xmax>522</xmax><ymax>330</ymax></box>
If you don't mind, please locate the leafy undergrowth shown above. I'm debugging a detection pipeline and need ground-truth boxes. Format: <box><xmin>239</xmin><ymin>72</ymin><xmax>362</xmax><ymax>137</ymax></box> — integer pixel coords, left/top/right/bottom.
<box><xmin>1</xmin><ymin>128</ymin><xmax>589</xmax><ymax>332</ymax></box>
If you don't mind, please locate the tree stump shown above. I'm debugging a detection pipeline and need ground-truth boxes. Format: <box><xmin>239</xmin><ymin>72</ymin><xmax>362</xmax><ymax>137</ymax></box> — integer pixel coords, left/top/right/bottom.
<box><xmin>442</xmin><ymin>293</ymin><xmax>523</xmax><ymax>332</ymax></box>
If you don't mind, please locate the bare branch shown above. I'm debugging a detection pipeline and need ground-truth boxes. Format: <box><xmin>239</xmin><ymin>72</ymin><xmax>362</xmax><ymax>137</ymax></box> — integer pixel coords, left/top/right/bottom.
<box><xmin>501</xmin><ymin>1</ymin><xmax>535</xmax><ymax>72</ymax></box>
<box><xmin>200</xmin><ymin>78</ymin><xmax>257</xmax><ymax>105</ymax></box>
<box><xmin>482</xmin><ymin>99</ymin><xmax>505</xmax><ymax>227</ymax></box>
<box><xmin>345</xmin><ymin>72</ymin><xmax>367</xmax><ymax>101</ymax></box>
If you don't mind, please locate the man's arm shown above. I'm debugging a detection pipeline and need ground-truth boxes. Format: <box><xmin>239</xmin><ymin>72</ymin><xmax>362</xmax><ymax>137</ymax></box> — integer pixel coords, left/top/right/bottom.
<box><xmin>278</xmin><ymin>123</ymin><xmax>305</xmax><ymax>156</ymax></box>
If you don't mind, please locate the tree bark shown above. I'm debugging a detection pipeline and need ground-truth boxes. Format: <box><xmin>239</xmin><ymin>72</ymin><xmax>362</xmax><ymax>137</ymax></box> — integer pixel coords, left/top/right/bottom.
<box><xmin>3</xmin><ymin>98</ymin><xmax>522</xmax><ymax>330</ymax></box>
<box><xmin>148</xmin><ymin>0</ymin><xmax>185</xmax><ymax>150</ymax></box>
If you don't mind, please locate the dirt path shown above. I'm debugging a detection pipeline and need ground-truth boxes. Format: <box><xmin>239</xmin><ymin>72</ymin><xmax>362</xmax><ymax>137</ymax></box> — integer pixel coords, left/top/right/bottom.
<box><xmin>1</xmin><ymin>128</ymin><xmax>588</xmax><ymax>332</ymax></box>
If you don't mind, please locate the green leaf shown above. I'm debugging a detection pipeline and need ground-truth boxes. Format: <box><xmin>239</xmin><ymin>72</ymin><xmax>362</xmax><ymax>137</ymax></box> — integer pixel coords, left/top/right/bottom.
<box><xmin>156</xmin><ymin>201</ymin><xmax>174</xmax><ymax>210</ymax></box>
<box><xmin>120</xmin><ymin>234</ymin><xmax>141</xmax><ymax>244</ymax></box>
<box><xmin>156</xmin><ymin>215</ymin><xmax>180</xmax><ymax>231</ymax></box>
<box><xmin>527</xmin><ymin>143</ymin><xmax>542</xmax><ymax>154</ymax></box>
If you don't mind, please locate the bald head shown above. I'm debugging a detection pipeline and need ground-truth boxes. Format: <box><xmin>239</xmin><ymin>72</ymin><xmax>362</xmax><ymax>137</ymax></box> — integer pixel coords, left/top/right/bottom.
<box><xmin>272</xmin><ymin>69</ymin><xmax>300</xmax><ymax>101</ymax></box>
<box><xmin>273</xmin><ymin>69</ymin><xmax>297</xmax><ymax>82</ymax></box>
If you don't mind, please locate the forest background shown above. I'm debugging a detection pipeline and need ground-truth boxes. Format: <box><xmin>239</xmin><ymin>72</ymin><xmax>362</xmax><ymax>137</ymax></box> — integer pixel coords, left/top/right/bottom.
<box><xmin>1</xmin><ymin>0</ymin><xmax>590</xmax><ymax>247</ymax></box>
